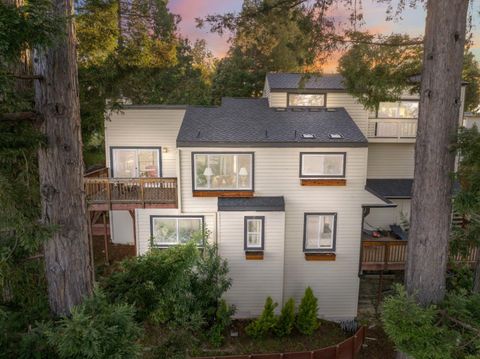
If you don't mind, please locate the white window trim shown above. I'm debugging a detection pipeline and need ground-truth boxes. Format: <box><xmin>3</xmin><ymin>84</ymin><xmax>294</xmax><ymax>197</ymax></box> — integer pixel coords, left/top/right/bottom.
<box><xmin>288</xmin><ymin>93</ymin><xmax>326</xmax><ymax>107</ymax></box>
<box><xmin>303</xmin><ymin>213</ymin><xmax>337</xmax><ymax>252</ymax></box>
<box><xmin>193</xmin><ymin>153</ymin><xmax>254</xmax><ymax>191</ymax></box>
<box><xmin>375</xmin><ymin>100</ymin><xmax>419</xmax><ymax>119</ymax></box>
<box><xmin>300</xmin><ymin>153</ymin><xmax>346</xmax><ymax>178</ymax></box>
<box><xmin>244</xmin><ymin>216</ymin><xmax>265</xmax><ymax>251</ymax></box>
<box><xmin>111</xmin><ymin>147</ymin><xmax>161</xmax><ymax>178</ymax></box>
<box><xmin>150</xmin><ymin>216</ymin><xmax>204</xmax><ymax>247</ymax></box>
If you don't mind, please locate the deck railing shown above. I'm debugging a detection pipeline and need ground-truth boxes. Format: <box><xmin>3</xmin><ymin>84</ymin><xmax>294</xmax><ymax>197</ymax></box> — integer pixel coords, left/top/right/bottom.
<box><xmin>84</xmin><ymin>176</ymin><xmax>178</xmax><ymax>208</ymax></box>
<box><xmin>361</xmin><ymin>239</ymin><xmax>479</xmax><ymax>271</ymax></box>
<box><xmin>367</xmin><ymin>119</ymin><xmax>417</xmax><ymax>139</ymax></box>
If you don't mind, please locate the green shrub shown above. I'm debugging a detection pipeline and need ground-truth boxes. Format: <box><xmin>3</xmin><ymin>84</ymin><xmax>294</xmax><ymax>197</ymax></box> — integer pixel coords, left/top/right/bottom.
<box><xmin>245</xmin><ymin>297</ymin><xmax>278</xmax><ymax>339</ymax></box>
<box><xmin>296</xmin><ymin>287</ymin><xmax>319</xmax><ymax>335</ymax></box>
<box><xmin>274</xmin><ymin>298</ymin><xmax>295</xmax><ymax>337</ymax></box>
<box><xmin>18</xmin><ymin>290</ymin><xmax>142</xmax><ymax>359</ymax></box>
<box><xmin>208</xmin><ymin>299</ymin><xmax>235</xmax><ymax>347</ymax></box>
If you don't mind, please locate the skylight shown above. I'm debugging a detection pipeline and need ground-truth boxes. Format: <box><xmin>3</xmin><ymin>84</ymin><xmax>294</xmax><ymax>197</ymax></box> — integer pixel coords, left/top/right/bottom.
<box><xmin>329</xmin><ymin>133</ymin><xmax>343</xmax><ymax>139</ymax></box>
<box><xmin>302</xmin><ymin>134</ymin><xmax>316</xmax><ymax>139</ymax></box>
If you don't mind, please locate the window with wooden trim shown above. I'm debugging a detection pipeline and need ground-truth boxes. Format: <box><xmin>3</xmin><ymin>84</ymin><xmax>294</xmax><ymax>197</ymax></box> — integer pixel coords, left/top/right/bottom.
<box><xmin>193</xmin><ymin>153</ymin><xmax>253</xmax><ymax>191</ymax></box>
<box><xmin>303</xmin><ymin>213</ymin><xmax>337</xmax><ymax>252</ymax></box>
<box><xmin>375</xmin><ymin>101</ymin><xmax>419</xmax><ymax>119</ymax></box>
<box><xmin>288</xmin><ymin>93</ymin><xmax>325</xmax><ymax>107</ymax></box>
<box><xmin>300</xmin><ymin>153</ymin><xmax>345</xmax><ymax>178</ymax></box>
<box><xmin>111</xmin><ymin>147</ymin><xmax>161</xmax><ymax>178</ymax></box>
<box><xmin>244</xmin><ymin>216</ymin><xmax>265</xmax><ymax>251</ymax></box>
<box><xmin>150</xmin><ymin>216</ymin><xmax>203</xmax><ymax>247</ymax></box>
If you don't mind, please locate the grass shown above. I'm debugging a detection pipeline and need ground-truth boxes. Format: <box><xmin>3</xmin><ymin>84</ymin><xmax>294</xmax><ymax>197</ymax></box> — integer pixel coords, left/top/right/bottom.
<box><xmin>189</xmin><ymin>319</ymin><xmax>348</xmax><ymax>357</ymax></box>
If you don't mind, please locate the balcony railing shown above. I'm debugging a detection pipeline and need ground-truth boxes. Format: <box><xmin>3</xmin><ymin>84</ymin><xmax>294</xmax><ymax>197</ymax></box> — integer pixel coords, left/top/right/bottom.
<box><xmin>361</xmin><ymin>239</ymin><xmax>479</xmax><ymax>271</ymax></box>
<box><xmin>367</xmin><ymin>119</ymin><xmax>417</xmax><ymax>140</ymax></box>
<box><xmin>84</xmin><ymin>169</ymin><xmax>178</xmax><ymax>209</ymax></box>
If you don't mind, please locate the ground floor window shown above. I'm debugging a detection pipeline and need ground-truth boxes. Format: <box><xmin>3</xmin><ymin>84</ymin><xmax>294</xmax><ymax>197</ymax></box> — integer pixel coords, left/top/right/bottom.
<box><xmin>303</xmin><ymin>213</ymin><xmax>337</xmax><ymax>252</ymax></box>
<box><xmin>150</xmin><ymin>216</ymin><xmax>203</xmax><ymax>247</ymax></box>
<box><xmin>244</xmin><ymin>216</ymin><xmax>265</xmax><ymax>250</ymax></box>
<box><xmin>111</xmin><ymin>147</ymin><xmax>161</xmax><ymax>178</ymax></box>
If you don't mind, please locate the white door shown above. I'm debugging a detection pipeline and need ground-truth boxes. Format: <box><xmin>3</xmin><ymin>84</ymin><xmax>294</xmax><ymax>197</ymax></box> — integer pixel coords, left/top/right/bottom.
<box><xmin>111</xmin><ymin>148</ymin><xmax>160</xmax><ymax>178</ymax></box>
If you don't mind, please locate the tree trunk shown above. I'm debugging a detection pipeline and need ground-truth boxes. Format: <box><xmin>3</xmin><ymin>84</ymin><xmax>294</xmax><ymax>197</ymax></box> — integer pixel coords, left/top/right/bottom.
<box><xmin>405</xmin><ymin>0</ymin><xmax>469</xmax><ymax>306</ymax></box>
<box><xmin>33</xmin><ymin>0</ymin><xmax>93</xmax><ymax>316</ymax></box>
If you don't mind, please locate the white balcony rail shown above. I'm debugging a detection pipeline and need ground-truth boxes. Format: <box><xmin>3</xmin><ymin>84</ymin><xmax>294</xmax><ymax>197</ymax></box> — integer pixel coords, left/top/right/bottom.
<box><xmin>367</xmin><ymin>119</ymin><xmax>418</xmax><ymax>139</ymax></box>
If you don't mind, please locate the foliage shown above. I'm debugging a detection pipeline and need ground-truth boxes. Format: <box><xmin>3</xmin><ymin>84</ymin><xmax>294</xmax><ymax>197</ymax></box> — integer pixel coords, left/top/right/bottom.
<box><xmin>296</xmin><ymin>287</ymin><xmax>319</xmax><ymax>336</ymax></box>
<box><xmin>338</xmin><ymin>32</ymin><xmax>422</xmax><ymax>111</ymax></box>
<box><xmin>208</xmin><ymin>299</ymin><xmax>235</xmax><ymax>348</ymax></box>
<box><xmin>17</xmin><ymin>289</ymin><xmax>142</xmax><ymax>359</ymax></box>
<box><xmin>245</xmin><ymin>297</ymin><xmax>278</xmax><ymax>339</ymax></box>
<box><xmin>273</xmin><ymin>298</ymin><xmax>295</xmax><ymax>337</ymax></box>
<box><xmin>463</xmin><ymin>51</ymin><xmax>480</xmax><ymax>112</ymax></box>
<box><xmin>447</xmin><ymin>264</ymin><xmax>474</xmax><ymax>293</ymax></box>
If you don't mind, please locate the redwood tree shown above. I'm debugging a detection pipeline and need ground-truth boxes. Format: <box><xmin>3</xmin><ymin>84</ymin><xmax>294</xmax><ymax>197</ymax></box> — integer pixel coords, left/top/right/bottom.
<box><xmin>405</xmin><ymin>0</ymin><xmax>470</xmax><ymax>306</ymax></box>
<box><xmin>33</xmin><ymin>0</ymin><xmax>93</xmax><ymax>315</ymax></box>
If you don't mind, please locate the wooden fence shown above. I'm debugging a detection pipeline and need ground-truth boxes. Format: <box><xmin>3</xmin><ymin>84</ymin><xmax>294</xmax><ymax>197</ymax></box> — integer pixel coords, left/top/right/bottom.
<box><xmin>193</xmin><ymin>326</ymin><xmax>366</xmax><ymax>359</ymax></box>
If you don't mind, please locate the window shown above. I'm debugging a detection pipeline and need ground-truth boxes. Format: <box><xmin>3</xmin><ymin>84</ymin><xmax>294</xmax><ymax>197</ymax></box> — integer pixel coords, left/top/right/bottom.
<box><xmin>376</xmin><ymin>101</ymin><xmax>419</xmax><ymax>119</ymax></box>
<box><xmin>244</xmin><ymin>216</ymin><xmax>265</xmax><ymax>251</ymax></box>
<box><xmin>300</xmin><ymin>153</ymin><xmax>345</xmax><ymax>178</ymax></box>
<box><xmin>288</xmin><ymin>93</ymin><xmax>325</xmax><ymax>107</ymax></box>
<box><xmin>150</xmin><ymin>216</ymin><xmax>203</xmax><ymax>247</ymax></box>
<box><xmin>193</xmin><ymin>153</ymin><xmax>253</xmax><ymax>191</ymax></box>
<box><xmin>111</xmin><ymin>147</ymin><xmax>160</xmax><ymax>178</ymax></box>
<box><xmin>303</xmin><ymin>213</ymin><xmax>337</xmax><ymax>252</ymax></box>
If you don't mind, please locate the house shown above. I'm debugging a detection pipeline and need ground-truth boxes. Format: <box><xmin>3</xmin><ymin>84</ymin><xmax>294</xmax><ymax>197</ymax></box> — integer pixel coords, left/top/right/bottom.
<box><xmin>85</xmin><ymin>73</ymin><xmax>467</xmax><ymax>320</ymax></box>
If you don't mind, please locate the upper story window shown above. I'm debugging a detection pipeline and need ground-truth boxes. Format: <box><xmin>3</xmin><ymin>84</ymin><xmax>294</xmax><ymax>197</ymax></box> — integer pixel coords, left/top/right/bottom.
<box><xmin>376</xmin><ymin>101</ymin><xmax>419</xmax><ymax>119</ymax></box>
<box><xmin>111</xmin><ymin>147</ymin><xmax>160</xmax><ymax>178</ymax></box>
<box><xmin>303</xmin><ymin>213</ymin><xmax>337</xmax><ymax>252</ymax></box>
<box><xmin>193</xmin><ymin>153</ymin><xmax>253</xmax><ymax>191</ymax></box>
<box><xmin>244</xmin><ymin>216</ymin><xmax>265</xmax><ymax>251</ymax></box>
<box><xmin>300</xmin><ymin>153</ymin><xmax>346</xmax><ymax>178</ymax></box>
<box><xmin>288</xmin><ymin>93</ymin><xmax>325</xmax><ymax>107</ymax></box>
<box><xmin>150</xmin><ymin>216</ymin><xmax>203</xmax><ymax>247</ymax></box>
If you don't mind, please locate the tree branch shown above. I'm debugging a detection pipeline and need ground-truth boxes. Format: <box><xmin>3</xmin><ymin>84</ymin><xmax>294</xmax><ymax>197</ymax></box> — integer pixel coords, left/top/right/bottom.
<box><xmin>7</xmin><ymin>74</ymin><xmax>44</xmax><ymax>80</ymax></box>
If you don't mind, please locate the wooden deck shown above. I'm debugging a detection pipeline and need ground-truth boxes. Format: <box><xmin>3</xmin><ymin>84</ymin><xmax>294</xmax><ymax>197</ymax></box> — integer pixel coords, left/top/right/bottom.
<box><xmin>361</xmin><ymin>239</ymin><xmax>479</xmax><ymax>272</ymax></box>
<box><xmin>84</xmin><ymin>169</ymin><xmax>178</xmax><ymax>210</ymax></box>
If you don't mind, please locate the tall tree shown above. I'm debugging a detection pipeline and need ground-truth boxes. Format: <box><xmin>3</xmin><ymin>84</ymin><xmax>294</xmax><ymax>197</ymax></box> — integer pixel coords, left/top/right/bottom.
<box><xmin>33</xmin><ymin>0</ymin><xmax>93</xmax><ymax>315</ymax></box>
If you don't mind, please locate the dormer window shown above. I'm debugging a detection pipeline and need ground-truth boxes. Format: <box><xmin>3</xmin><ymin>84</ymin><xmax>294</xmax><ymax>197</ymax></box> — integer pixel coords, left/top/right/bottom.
<box><xmin>288</xmin><ymin>93</ymin><xmax>326</xmax><ymax>107</ymax></box>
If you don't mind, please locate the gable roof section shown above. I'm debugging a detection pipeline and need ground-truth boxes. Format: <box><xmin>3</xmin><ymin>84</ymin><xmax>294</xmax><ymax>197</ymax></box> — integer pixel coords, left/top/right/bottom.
<box><xmin>366</xmin><ymin>179</ymin><xmax>413</xmax><ymax>199</ymax></box>
<box><xmin>177</xmin><ymin>98</ymin><xmax>367</xmax><ymax>147</ymax></box>
<box><xmin>218</xmin><ymin>196</ymin><xmax>285</xmax><ymax>212</ymax></box>
<box><xmin>266</xmin><ymin>73</ymin><xmax>345</xmax><ymax>91</ymax></box>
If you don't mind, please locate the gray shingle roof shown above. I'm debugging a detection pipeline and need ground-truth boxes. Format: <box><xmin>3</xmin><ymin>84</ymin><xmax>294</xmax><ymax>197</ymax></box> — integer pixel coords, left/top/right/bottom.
<box><xmin>218</xmin><ymin>196</ymin><xmax>285</xmax><ymax>211</ymax></box>
<box><xmin>177</xmin><ymin>98</ymin><xmax>367</xmax><ymax>147</ymax></box>
<box><xmin>366</xmin><ymin>179</ymin><xmax>413</xmax><ymax>199</ymax></box>
<box><xmin>266</xmin><ymin>73</ymin><xmax>345</xmax><ymax>91</ymax></box>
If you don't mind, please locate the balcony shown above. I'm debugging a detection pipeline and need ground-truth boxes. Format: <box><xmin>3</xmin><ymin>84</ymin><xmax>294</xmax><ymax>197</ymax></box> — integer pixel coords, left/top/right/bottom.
<box><xmin>84</xmin><ymin>168</ymin><xmax>178</xmax><ymax>211</ymax></box>
<box><xmin>367</xmin><ymin>118</ymin><xmax>417</xmax><ymax>143</ymax></box>
<box><xmin>360</xmin><ymin>239</ymin><xmax>479</xmax><ymax>272</ymax></box>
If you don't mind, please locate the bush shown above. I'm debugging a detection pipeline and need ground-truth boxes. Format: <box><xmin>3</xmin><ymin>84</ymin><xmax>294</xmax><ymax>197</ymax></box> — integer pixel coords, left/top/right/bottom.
<box><xmin>208</xmin><ymin>299</ymin><xmax>235</xmax><ymax>347</ymax></box>
<box><xmin>296</xmin><ymin>287</ymin><xmax>319</xmax><ymax>335</ymax></box>
<box><xmin>245</xmin><ymin>297</ymin><xmax>278</xmax><ymax>339</ymax></box>
<box><xmin>273</xmin><ymin>298</ymin><xmax>295</xmax><ymax>337</ymax></box>
<box><xmin>18</xmin><ymin>290</ymin><xmax>142</xmax><ymax>359</ymax></box>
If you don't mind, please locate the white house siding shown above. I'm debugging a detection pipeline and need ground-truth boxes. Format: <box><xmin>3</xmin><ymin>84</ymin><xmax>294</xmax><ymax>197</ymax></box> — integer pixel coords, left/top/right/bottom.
<box><xmin>365</xmin><ymin>199</ymin><xmax>411</xmax><ymax>231</ymax></box>
<box><xmin>179</xmin><ymin>146</ymin><xmax>385</xmax><ymax>320</ymax></box>
<box><xmin>105</xmin><ymin>108</ymin><xmax>185</xmax><ymax>178</ymax></box>
<box><xmin>134</xmin><ymin>208</ymin><xmax>217</xmax><ymax>256</ymax></box>
<box><xmin>110</xmin><ymin>211</ymin><xmax>134</xmax><ymax>244</ymax></box>
<box><xmin>218</xmin><ymin>211</ymin><xmax>285</xmax><ymax>318</ymax></box>
<box><xmin>367</xmin><ymin>143</ymin><xmax>415</xmax><ymax>179</ymax></box>
<box><xmin>266</xmin><ymin>91</ymin><xmax>369</xmax><ymax>137</ymax></box>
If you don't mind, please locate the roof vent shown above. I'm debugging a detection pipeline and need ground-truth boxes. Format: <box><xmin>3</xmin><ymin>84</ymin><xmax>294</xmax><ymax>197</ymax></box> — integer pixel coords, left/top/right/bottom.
<box><xmin>292</xmin><ymin>108</ymin><xmax>305</xmax><ymax>112</ymax></box>
<box><xmin>275</xmin><ymin>107</ymin><xmax>287</xmax><ymax>112</ymax></box>
<box><xmin>326</xmin><ymin>108</ymin><xmax>337</xmax><ymax>112</ymax></box>
<box><xmin>302</xmin><ymin>134</ymin><xmax>316</xmax><ymax>139</ymax></box>
<box><xmin>329</xmin><ymin>133</ymin><xmax>343</xmax><ymax>139</ymax></box>
<box><xmin>309</xmin><ymin>108</ymin><xmax>322</xmax><ymax>112</ymax></box>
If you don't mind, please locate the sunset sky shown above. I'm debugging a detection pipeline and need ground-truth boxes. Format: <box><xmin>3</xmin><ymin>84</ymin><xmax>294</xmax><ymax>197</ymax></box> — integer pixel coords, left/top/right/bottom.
<box><xmin>168</xmin><ymin>0</ymin><xmax>480</xmax><ymax>73</ymax></box>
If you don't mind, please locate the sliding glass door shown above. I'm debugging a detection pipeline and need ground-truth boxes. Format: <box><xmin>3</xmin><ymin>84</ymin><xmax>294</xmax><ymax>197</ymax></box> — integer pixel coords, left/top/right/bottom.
<box><xmin>111</xmin><ymin>147</ymin><xmax>161</xmax><ymax>178</ymax></box>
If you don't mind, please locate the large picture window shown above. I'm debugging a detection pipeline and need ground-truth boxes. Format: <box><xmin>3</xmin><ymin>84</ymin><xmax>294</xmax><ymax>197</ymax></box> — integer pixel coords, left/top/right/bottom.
<box><xmin>111</xmin><ymin>147</ymin><xmax>160</xmax><ymax>178</ymax></box>
<box><xmin>193</xmin><ymin>153</ymin><xmax>253</xmax><ymax>191</ymax></box>
<box><xmin>303</xmin><ymin>213</ymin><xmax>337</xmax><ymax>252</ymax></box>
<box><xmin>150</xmin><ymin>216</ymin><xmax>204</xmax><ymax>247</ymax></box>
<box><xmin>288</xmin><ymin>93</ymin><xmax>325</xmax><ymax>107</ymax></box>
<box><xmin>300</xmin><ymin>153</ymin><xmax>345</xmax><ymax>178</ymax></box>
<box><xmin>376</xmin><ymin>101</ymin><xmax>419</xmax><ymax>119</ymax></box>
<box><xmin>244</xmin><ymin>216</ymin><xmax>265</xmax><ymax>251</ymax></box>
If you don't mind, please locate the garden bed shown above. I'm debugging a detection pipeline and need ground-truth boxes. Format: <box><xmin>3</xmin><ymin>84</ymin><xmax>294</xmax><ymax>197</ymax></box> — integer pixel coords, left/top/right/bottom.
<box><xmin>189</xmin><ymin>319</ymin><xmax>352</xmax><ymax>357</ymax></box>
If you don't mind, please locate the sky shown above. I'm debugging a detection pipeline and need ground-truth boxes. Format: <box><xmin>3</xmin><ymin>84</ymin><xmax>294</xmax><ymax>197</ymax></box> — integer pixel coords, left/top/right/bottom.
<box><xmin>168</xmin><ymin>0</ymin><xmax>480</xmax><ymax>73</ymax></box>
